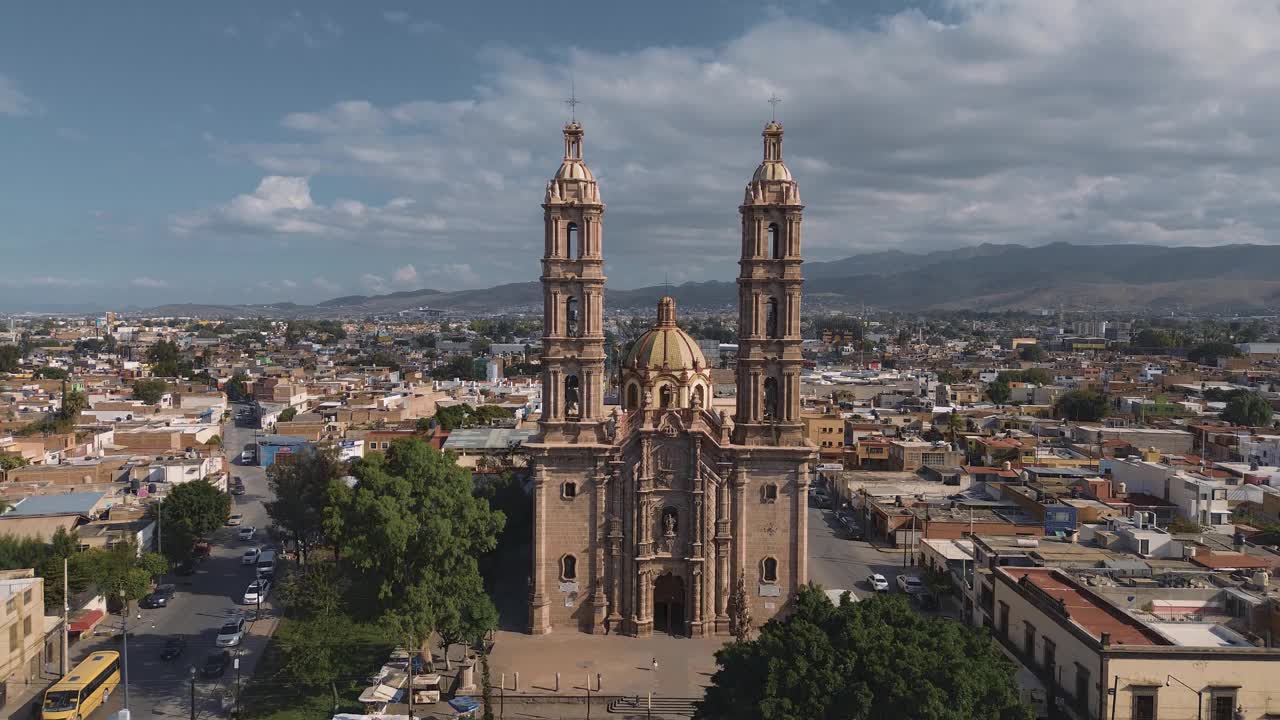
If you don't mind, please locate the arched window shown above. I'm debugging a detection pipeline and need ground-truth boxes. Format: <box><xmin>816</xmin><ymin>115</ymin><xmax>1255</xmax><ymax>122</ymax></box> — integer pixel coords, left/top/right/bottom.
<box><xmin>766</xmin><ymin>297</ymin><xmax>779</xmax><ymax>339</ymax></box>
<box><xmin>691</xmin><ymin>384</ymin><xmax>705</xmax><ymax>408</ymax></box>
<box><xmin>565</xmin><ymin>296</ymin><xmax>579</xmax><ymax>337</ymax></box>
<box><xmin>565</xmin><ymin>374</ymin><xmax>581</xmax><ymax>420</ymax></box>
<box><xmin>560</xmin><ymin>554</ymin><xmax>577</xmax><ymax>581</ymax></box>
<box><xmin>659</xmin><ymin>385</ymin><xmax>674</xmax><ymax>409</ymax></box>
<box><xmin>626</xmin><ymin>383</ymin><xmax>640</xmax><ymax>410</ymax></box>
<box><xmin>566</xmin><ymin>222</ymin><xmax>579</xmax><ymax>258</ymax></box>
<box><xmin>762</xmin><ymin>557</ymin><xmax>778</xmax><ymax>583</ymax></box>
<box><xmin>768</xmin><ymin>223</ymin><xmax>782</xmax><ymax>259</ymax></box>
<box><xmin>763</xmin><ymin>377</ymin><xmax>779</xmax><ymax>421</ymax></box>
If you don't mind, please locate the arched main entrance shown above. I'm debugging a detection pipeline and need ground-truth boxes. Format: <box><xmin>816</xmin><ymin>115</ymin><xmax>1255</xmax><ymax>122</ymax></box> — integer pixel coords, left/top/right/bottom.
<box><xmin>653</xmin><ymin>573</ymin><xmax>686</xmax><ymax>636</ymax></box>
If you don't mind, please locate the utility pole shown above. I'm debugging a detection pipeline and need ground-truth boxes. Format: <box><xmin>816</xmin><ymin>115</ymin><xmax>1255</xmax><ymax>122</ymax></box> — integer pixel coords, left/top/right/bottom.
<box><xmin>121</xmin><ymin>597</ymin><xmax>132</xmax><ymax>713</ymax></box>
<box><xmin>61</xmin><ymin>557</ymin><xmax>68</xmax><ymax>675</ymax></box>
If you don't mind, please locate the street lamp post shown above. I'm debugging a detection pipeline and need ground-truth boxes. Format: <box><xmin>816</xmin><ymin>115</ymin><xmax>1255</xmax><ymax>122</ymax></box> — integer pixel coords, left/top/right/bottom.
<box><xmin>189</xmin><ymin>665</ymin><xmax>198</xmax><ymax>720</ymax></box>
<box><xmin>120</xmin><ymin>596</ymin><xmax>133</xmax><ymax>713</ymax></box>
<box><xmin>1165</xmin><ymin>674</ymin><xmax>1203</xmax><ymax>720</ymax></box>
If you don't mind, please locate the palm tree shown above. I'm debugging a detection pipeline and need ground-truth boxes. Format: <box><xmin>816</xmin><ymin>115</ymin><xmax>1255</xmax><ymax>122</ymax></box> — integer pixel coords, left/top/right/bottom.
<box><xmin>946</xmin><ymin>412</ymin><xmax>964</xmax><ymax>445</ymax></box>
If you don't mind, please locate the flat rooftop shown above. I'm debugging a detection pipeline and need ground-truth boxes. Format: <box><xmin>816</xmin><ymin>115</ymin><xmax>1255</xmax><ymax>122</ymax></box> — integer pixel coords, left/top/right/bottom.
<box><xmin>1000</xmin><ymin>567</ymin><xmax>1169</xmax><ymax>647</ymax></box>
<box><xmin>1147</xmin><ymin>622</ymin><xmax>1253</xmax><ymax>648</ymax></box>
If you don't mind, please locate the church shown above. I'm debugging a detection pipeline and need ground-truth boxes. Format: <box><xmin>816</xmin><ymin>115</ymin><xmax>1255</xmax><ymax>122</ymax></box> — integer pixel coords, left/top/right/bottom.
<box><xmin>525</xmin><ymin>118</ymin><xmax>816</xmax><ymax>637</ymax></box>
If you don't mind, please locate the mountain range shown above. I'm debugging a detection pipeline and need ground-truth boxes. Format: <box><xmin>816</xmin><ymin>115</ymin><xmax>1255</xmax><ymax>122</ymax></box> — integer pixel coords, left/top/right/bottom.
<box><xmin>138</xmin><ymin>242</ymin><xmax>1280</xmax><ymax>318</ymax></box>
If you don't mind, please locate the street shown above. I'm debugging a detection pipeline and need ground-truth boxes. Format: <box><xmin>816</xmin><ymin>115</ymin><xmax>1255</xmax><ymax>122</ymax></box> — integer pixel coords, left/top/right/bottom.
<box><xmin>86</xmin><ymin>404</ymin><xmax>274</xmax><ymax>720</ymax></box>
<box><xmin>805</xmin><ymin>502</ymin><xmax>923</xmax><ymax>601</ymax></box>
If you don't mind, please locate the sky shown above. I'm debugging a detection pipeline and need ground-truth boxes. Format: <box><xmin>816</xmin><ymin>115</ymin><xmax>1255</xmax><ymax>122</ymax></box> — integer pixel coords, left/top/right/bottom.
<box><xmin>4</xmin><ymin>0</ymin><xmax>1280</xmax><ymax>310</ymax></box>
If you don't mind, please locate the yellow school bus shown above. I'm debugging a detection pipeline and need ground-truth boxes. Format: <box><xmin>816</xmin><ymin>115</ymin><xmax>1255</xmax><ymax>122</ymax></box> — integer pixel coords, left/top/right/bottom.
<box><xmin>42</xmin><ymin>650</ymin><xmax>122</xmax><ymax>720</ymax></box>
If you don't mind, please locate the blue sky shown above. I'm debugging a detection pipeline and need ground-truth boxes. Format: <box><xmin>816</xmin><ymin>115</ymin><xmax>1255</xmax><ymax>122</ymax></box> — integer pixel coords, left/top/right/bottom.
<box><xmin>3</xmin><ymin>1</ymin><xmax>1279</xmax><ymax>310</ymax></box>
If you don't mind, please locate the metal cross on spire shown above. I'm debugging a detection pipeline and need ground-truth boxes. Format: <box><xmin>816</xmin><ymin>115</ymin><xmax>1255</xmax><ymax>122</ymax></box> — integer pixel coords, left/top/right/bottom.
<box><xmin>768</xmin><ymin>93</ymin><xmax>782</xmax><ymax>121</ymax></box>
<box><xmin>565</xmin><ymin>79</ymin><xmax>581</xmax><ymax>122</ymax></box>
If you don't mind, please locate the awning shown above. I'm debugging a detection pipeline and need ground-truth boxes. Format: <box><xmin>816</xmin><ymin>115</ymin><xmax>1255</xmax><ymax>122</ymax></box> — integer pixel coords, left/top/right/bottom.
<box><xmin>69</xmin><ymin>609</ymin><xmax>104</xmax><ymax>634</ymax></box>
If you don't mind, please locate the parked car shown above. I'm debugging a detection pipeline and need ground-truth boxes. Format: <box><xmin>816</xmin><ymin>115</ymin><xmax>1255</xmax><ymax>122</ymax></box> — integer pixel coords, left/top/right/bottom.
<box><xmin>867</xmin><ymin>573</ymin><xmax>890</xmax><ymax>592</ymax></box>
<box><xmin>242</xmin><ymin>547</ymin><xmax>261</xmax><ymax>565</ymax></box>
<box><xmin>231</xmin><ymin>484</ymin><xmax>246</xmax><ymax>496</ymax></box>
<box><xmin>202</xmin><ymin>651</ymin><xmax>230</xmax><ymax>678</ymax></box>
<box><xmin>897</xmin><ymin>574</ymin><xmax>926</xmax><ymax>594</ymax></box>
<box><xmin>215</xmin><ymin>616</ymin><xmax>246</xmax><ymax>647</ymax></box>
<box><xmin>160</xmin><ymin>636</ymin><xmax>187</xmax><ymax>661</ymax></box>
<box><xmin>238</xmin><ymin>526</ymin><xmax>256</xmax><ymax>541</ymax></box>
<box><xmin>242</xmin><ymin>579</ymin><xmax>270</xmax><ymax>605</ymax></box>
<box><xmin>240</xmin><ymin>449</ymin><xmax>254</xmax><ymax>464</ymax></box>
<box><xmin>227</xmin><ymin>514</ymin><xmax>244</xmax><ymax>527</ymax></box>
<box><xmin>139</xmin><ymin>584</ymin><xmax>176</xmax><ymax>609</ymax></box>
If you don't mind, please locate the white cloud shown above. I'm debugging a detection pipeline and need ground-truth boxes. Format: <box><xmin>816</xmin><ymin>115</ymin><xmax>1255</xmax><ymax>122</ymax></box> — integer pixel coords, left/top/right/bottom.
<box><xmin>0</xmin><ymin>73</ymin><xmax>39</xmax><ymax>117</ymax></box>
<box><xmin>359</xmin><ymin>273</ymin><xmax>388</xmax><ymax>294</ymax></box>
<box><xmin>312</xmin><ymin>276</ymin><xmax>341</xmax><ymax>293</ymax></box>
<box><xmin>391</xmin><ymin>264</ymin><xmax>419</xmax><ymax>286</ymax></box>
<box><xmin>172</xmin><ymin>175</ymin><xmax>446</xmax><ymax>241</ymax></box>
<box><xmin>131</xmin><ymin>276</ymin><xmax>169</xmax><ymax>289</ymax></box>
<box><xmin>206</xmin><ymin>2</ymin><xmax>1280</xmax><ymax>289</ymax></box>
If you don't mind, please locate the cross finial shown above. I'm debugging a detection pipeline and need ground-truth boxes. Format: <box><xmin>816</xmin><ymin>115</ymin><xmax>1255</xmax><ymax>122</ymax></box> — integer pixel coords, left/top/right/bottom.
<box><xmin>768</xmin><ymin>93</ymin><xmax>782</xmax><ymax>121</ymax></box>
<box><xmin>565</xmin><ymin>78</ymin><xmax>581</xmax><ymax>122</ymax></box>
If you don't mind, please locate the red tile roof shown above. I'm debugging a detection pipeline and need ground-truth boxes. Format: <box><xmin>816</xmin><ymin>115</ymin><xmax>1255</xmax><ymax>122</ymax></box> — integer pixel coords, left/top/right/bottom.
<box><xmin>1001</xmin><ymin>568</ymin><xmax>1168</xmax><ymax>647</ymax></box>
<box><xmin>1189</xmin><ymin>550</ymin><xmax>1274</xmax><ymax>571</ymax></box>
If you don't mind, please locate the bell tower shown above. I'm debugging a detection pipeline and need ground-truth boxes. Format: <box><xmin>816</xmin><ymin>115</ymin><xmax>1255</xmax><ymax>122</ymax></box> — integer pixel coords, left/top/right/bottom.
<box><xmin>538</xmin><ymin>122</ymin><xmax>609</xmax><ymax>444</ymax></box>
<box><xmin>734</xmin><ymin>121</ymin><xmax>805</xmax><ymax>446</ymax></box>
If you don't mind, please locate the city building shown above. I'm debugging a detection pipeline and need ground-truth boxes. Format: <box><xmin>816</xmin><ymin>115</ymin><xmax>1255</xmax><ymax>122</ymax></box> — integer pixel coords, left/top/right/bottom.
<box><xmin>526</xmin><ymin>120</ymin><xmax>816</xmax><ymax>637</ymax></box>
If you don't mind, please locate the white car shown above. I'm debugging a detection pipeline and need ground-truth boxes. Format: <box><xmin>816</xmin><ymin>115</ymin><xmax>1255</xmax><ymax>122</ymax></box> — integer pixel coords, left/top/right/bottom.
<box><xmin>897</xmin><ymin>574</ymin><xmax>926</xmax><ymax>594</ymax></box>
<box><xmin>242</xmin><ymin>579</ymin><xmax>270</xmax><ymax>605</ymax></box>
<box><xmin>215</xmin><ymin>616</ymin><xmax>246</xmax><ymax>647</ymax></box>
<box><xmin>867</xmin><ymin>573</ymin><xmax>890</xmax><ymax>592</ymax></box>
<box><xmin>238</xmin><ymin>526</ymin><xmax>256</xmax><ymax>541</ymax></box>
<box><xmin>241</xmin><ymin>547</ymin><xmax>260</xmax><ymax>565</ymax></box>
<box><xmin>240</xmin><ymin>450</ymin><xmax>254</xmax><ymax>464</ymax></box>
<box><xmin>227</xmin><ymin>514</ymin><xmax>244</xmax><ymax>527</ymax></box>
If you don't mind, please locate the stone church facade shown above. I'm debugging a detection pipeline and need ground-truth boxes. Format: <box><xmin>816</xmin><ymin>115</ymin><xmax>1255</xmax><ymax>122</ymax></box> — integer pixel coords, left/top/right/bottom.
<box><xmin>526</xmin><ymin>120</ymin><xmax>816</xmax><ymax>637</ymax></box>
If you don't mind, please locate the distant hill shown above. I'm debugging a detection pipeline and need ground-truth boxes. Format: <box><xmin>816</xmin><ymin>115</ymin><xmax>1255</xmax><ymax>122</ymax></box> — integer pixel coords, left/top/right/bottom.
<box><xmin>134</xmin><ymin>242</ymin><xmax>1280</xmax><ymax>317</ymax></box>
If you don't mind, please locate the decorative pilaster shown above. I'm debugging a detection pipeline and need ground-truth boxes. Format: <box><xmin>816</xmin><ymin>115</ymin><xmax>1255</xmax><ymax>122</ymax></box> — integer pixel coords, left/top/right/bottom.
<box><xmin>529</xmin><ymin>464</ymin><xmax>550</xmax><ymax>634</ymax></box>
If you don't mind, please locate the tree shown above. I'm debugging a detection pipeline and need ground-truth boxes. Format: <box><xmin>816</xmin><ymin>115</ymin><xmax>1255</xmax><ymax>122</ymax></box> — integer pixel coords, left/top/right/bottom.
<box><xmin>0</xmin><ymin>345</ymin><xmax>21</xmax><ymax>373</ymax></box>
<box><xmin>1188</xmin><ymin>341</ymin><xmax>1243</xmax><ymax>366</ymax></box>
<box><xmin>1054</xmin><ymin>390</ymin><xmax>1109</xmax><ymax>422</ymax></box>
<box><xmin>1222</xmin><ymin>391</ymin><xmax>1273</xmax><ymax>427</ymax></box>
<box><xmin>132</xmin><ymin>378</ymin><xmax>168</xmax><ymax>405</ymax></box>
<box><xmin>946</xmin><ymin>412</ymin><xmax>964</xmax><ymax>444</ymax></box>
<box><xmin>275</xmin><ymin>564</ymin><xmax>356</xmax><ymax>687</ymax></box>
<box><xmin>985</xmin><ymin>380</ymin><xmax>1011</xmax><ymax>405</ymax></box>
<box><xmin>225</xmin><ymin>372</ymin><xmax>249</xmax><ymax>402</ymax></box>
<box><xmin>80</xmin><ymin>541</ymin><xmax>168</xmax><ymax>610</ymax></box>
<box><xmin>146</xmin><ymin>339</ymin><xmax>182</xmax><ymax>377</ymax></box>
<box><xmin>34</xmin><ymin>366</ymin><xmax>69</xmax><ymax>380</ymax></box>
<box><xmin>695</xmin><ymin>588</ymin><xmax>1033</xmax><ymax>720</ymax></box>
<box><xmin>1017</xmin><ymin>345</ymin><xmax>1046</xmax><ymax>362</ymax></box>
<box><xmin>0</xmin><ymin>455</ymin><xmax>28</xmax><ymax>471</ymax></box>
<box><xmin>59</xmin><ymin>386</ymin><xmax>87</xmax><ymax>422</ymax></box>
<box><xmin>265</xmin><ymin>448</ymin><xmax>338</xmax><ymax>565</ymax></box>
<box><xmin>40</xmin><ymin>528</ymin><xmax>89</xmax><ymax>613</ymax></box>
<box><xmin>1133</xmin><ymin>328</ymin><xmax>1174</xmax><ymax>349</ymax></box>
<box><xmin>279</xmin><ymin>407</ymin><xmax>298</xmax><ymax>422</ymax></box>
<box><xmin>726</xmin><ymin>571</ymin><xmax>753</xmax><ymax>644</ymax></box>
<box><xmin>150</xmin><ymin>479</ymin><xmax>231</xmax><ymax>564</ymax></box>
<box><xmin>481</xmin><ymin>649</ymin><xmax>495</xmax><ymax>720</ymax></box>
<box><xmin>324</xmin><ymin>438</ymin><xmax>504</xmax><ymax>662</ymax></box>
<box><xmin>434</xmin><ymin>405</ymin><xmax>471</xmax><ymax>432</ymax></box>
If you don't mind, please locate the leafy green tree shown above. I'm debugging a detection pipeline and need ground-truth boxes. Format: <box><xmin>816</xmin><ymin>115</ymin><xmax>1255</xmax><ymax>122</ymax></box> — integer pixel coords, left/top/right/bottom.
<box><xmin>80</xmin><ymin>541</ymin><xmax>168</xmax><ymax>609</ymax></box>
<box><xmin>985</xmin><ymin>380</ymin><xmax>1011</xmax><ymax>405</ymax></box>
<box><xmin>225</xmin><ymin>372</ymin><xmax>250</xmax><ymax>402</ymax></box>
<box><xmin>150</xmin><ymin>479</ymin><xmax>231</xmax><ymax>564</ymax></box>
<box><xmin>1188</xmin><ymin>341</ymin><xmax>1243</xmax><ymax>366</ymax></box>
<box><xmin>1222</xmin><ymin>391</ymin><xmax>1273</xmax><ymax>427</ymax></box>
<box><xmin>146</xmin><ymin>339</ymin><xmax>182</xmax><ymax>377</ymax></box>
<box><xmin>695</xmin><ymin>588</ymin><xmax>1033</xmax><ymax>720</ymax></box>
<box><xmin>279</xmin><ymin>407</ymin><xmax>298</xmax><ymax>422</ymax></box>
<box><xmin>434</xmin><ymin>404</ymin><xmax>471</xmax><ymax>431</ymax></box>
<box><xmin>324</xmin><ymin>438</ymin><xmax>504</xmax><ymax>661</ymax></box>
<box><xmin>34</xmin><ymin>366</ymin><xmax>69</xmax><ymax>380</ymax></box>
<box><xmin>265</xmin><ymin>448</ymin><xmax>338</xmax><ymax>565</ymax></box>
<box><xmin>0</xmin><ymin>345</ymin><xmax>23</xmax><ymax>373</ymax></box>
<box><xmin>1133</xmin><ymin>328</ymin><xmax>1174</xmax><ymax>349</ymax></box>
<box><xmin>1054</xmin><ymin>389</ymin><xmax>1109</xmax><ymax>422</ymax></box>
<box><xmin>131</xmin><ymin>378</ymin><xmax>169</xmax><ymax>405</ymax></box>
<box><xmin>1017</xmin><ymin>344</ymin><xmax>1046</xmax><ymax>362</ymax></box>
<box><xmin>40</xmin><ymin>528</ymin><xmax>90</xmax><ymax>613</ymax></box>
<box><xmin>0</xmin><ymin>455</ymin><xmax>28</xmax><ymax>471</ymax></box>
<box><xmin>59</xmin><ymin>386</ymin><xmax>87</xmax><ymax>422</ymax></box>
<box><xmin>946</xmin><ymin>412</ymin><xmax>964</xmax><ymax>444</ymax></box>
<box><xmin>275</xmin><ymin>564</ymin><xmax>356</xmax><ymax>687</ymax></box>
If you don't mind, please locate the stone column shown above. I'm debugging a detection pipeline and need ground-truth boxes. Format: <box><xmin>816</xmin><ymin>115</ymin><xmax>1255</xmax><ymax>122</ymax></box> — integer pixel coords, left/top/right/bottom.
<box><xmin>591</xmin><ymin>467</ymin><xmax>609</xmax><ymax>634</ymax></box>
<box><xmin>732</xmin><ymin>466</ymin><xmax>748</xmax><ymax>587</ymax></box>
<box><xmin>794</xmin><ymin>464</ymin><xmax>809</xmax><ymax>588</ymax></box>
<box><xmin>529</xmin><ymin>464</ymin><xmax>551</xmax><ymax>634</ymax></box>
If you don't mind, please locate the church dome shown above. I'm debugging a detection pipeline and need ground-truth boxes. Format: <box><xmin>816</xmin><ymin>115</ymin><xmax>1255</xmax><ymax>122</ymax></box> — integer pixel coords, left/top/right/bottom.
<box><xmin>752</xmin><ymin>160</ymin><xmax>793</xmax><ymax>183</ymax></box>
<box><xmin>622</xmin><ymin>297</ymin><xmax>706</xmax><ymax>372</ymax></box>
<box><xmin>751</xmin><ymin>121</ymin><xmax>793</xmax><ymax>182</ymax></box>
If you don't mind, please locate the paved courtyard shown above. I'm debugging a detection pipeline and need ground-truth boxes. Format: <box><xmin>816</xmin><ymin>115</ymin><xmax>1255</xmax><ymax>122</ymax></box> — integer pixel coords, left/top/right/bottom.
<box><xmin>488</xmin><ymin>629</ymin><xmax>724</xmax><ymax>699</ymax></box>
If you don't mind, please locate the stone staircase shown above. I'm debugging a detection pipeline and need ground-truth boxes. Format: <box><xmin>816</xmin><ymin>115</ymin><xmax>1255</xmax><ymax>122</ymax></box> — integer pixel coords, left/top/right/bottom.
<box><xmin>607</xmin><ymin>695</ymin><xmax>700</xmax><ymax>717</ymax></box>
